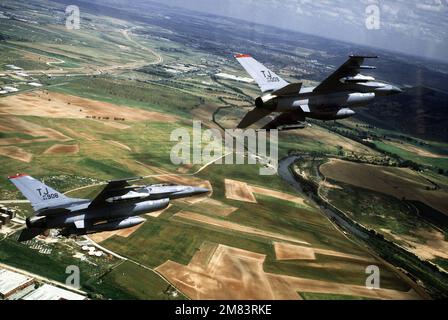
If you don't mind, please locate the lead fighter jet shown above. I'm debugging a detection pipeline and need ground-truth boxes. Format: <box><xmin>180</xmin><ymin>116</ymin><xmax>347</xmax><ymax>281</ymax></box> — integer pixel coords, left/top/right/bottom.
<box><xmin>9</xmin><ymin>174</ymin><xmax>209</xmax><ymax>242</ymax></box>
<box><xmin>234</xmin><ymin>54</ymin><xmax>402</xmax><ymax>130</ymax></box>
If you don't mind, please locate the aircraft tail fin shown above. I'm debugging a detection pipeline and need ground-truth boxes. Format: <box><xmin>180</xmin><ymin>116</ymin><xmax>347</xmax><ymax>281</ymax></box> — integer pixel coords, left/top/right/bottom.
<box><xmin>8</xmin><ymin>174</ymin><xmax>70</xmax><ymax>211</ymax></box>
<box><xmin>234</xmin><ymin>54</ymin><xmax>289</xmax><ymax>93</ymax></box>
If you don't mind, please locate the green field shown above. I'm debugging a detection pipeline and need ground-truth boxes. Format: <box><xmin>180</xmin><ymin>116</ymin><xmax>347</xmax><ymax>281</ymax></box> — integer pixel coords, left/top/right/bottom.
<box><xmin>373</xmin><ymin>141</ymin><xmax>448</xmax><ymax>171</ymax></box>
<box><xmin>0</xmin><ymin>235</ymin><xmax>118</xmax><ymax>293</ymax></box>
<box><xmin>86</xmin><ymin>261</ymin><xmax>185</xmax><ymax>300</ymax></box>
<box><xmin>324</xmin><ymin>181</ymin><xmax>428</xmax><ymax>236</ymax></box>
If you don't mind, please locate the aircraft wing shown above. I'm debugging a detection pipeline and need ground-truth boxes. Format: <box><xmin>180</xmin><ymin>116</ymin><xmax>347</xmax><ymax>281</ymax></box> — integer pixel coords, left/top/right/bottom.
<box><xmin>237</xmin><ymin>108</ymin><xmax>274</xmax><ymax>129</ymax></box>
<box><xmin>88</xmin><ymin>177</ymin><xmax>143</xmax><ymax>208</ymax></box>
<box><xmin>262</xmin><ymin>111</ymin><xmax>306</xmax><ymax>130</ymax></box>
<box><xmin>313</xmin><ymin>55</ymin><xmax>378</xmax><ymax>93</ymax></box>
<box><xmin>234</xmin><ymin>54</ymin><xmax>289</xmax><ymax>93</ymax></box>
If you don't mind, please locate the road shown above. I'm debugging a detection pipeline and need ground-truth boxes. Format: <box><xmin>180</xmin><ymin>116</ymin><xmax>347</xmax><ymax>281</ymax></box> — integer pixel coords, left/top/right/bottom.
<box><xmin>0</xmin><ymin>27</ymin><xmax>163</xmax><ymax>80</ymax></box>
<box><xmin>84</xmin><ymin>236</ymin><xmax>188</xmax><ymax>299</ymax></box>
<box><xmin>0</xmin><ymin>200</ymin><xmax>30</xmax><ymax>204</ymax></box>
<box><xmin>121</xmin><ymin>28</ymin><xmax>163</xmax><ymax>65</ymax></box>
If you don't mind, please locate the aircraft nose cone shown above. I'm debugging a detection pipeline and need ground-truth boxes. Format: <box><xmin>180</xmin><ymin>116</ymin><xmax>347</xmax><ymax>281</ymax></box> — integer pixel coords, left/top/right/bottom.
<box><xmin>389</xmin><ymin>85</ymin><xmax>403</xmax><ymax>94</ymax></box>
<box><xmin>192</xmin><ymin>187</ymin><xmax>210</xmax><ymax>195</ymax></box>
<box><xmin>393</xmin><ymin>86</ymin><xmax>403</xmax><ymax>94</ymax></box>
<box><xmin>170</xmin><ymin>186</ymin><xmax>210</xmax><ymax>199</ymax></box>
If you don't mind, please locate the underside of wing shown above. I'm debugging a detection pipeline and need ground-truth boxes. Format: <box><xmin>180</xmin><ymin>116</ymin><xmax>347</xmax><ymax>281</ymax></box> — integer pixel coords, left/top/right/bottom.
<box><xmin>262</xmin><ymin>111</ymin><xmax>306</xmax><ymax>130</ymax></box>
<box><xmin>271</xmin><ymin>83</ymin><xmax>302</xmax><ymax>97</ymax></box>
<box><xmin>88</xmin><ymin>177</ymin><xmax>143</xmax><ymax>208</ymax></box>
<box><xmin>237</xmin><ymin>108</ymin><xmax>273</xmax><ymax>129</ymax></box>
<box><xmin>314</xmin><ymin>55</ymin><xmax>378</xmax><ymax>93</ymax></box>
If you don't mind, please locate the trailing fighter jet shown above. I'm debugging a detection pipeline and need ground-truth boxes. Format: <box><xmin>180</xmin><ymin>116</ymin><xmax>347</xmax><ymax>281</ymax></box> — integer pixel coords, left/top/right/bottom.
<box><xmin>8</xmin><ymin>174</ymin><xmax>209</xmax><ymax>242</ymax></box>
<box><xmin>234</xmin><ymin>54</ymin><xmax>402</xmax><ymax>130</ymax></box>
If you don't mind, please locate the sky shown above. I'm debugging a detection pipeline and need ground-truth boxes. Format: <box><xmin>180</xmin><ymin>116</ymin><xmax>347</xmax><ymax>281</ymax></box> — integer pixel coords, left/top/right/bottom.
<box><xmin>153</xmin><ymin>0</ymin><xmax>448</xmax><ymax>62</ymax></box>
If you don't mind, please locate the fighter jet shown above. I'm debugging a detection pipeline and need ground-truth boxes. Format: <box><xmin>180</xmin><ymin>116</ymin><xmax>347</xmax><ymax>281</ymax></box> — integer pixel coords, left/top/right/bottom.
<box><xmin>234</xmin><ymin>54</ymin><xmax>402</xmax><ymax>130</ymax></box>
<box><xmin>8</xmin><ymin>174</ymin><xmax>209</xmax><ymax>242</ymax></box>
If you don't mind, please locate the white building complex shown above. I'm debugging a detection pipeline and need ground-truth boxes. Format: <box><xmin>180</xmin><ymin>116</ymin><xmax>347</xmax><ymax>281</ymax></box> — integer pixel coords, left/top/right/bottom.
<box><xmin>22</xmin><ymin>284</ymin><xmax>86</xmax><ymax>300</ymax></box>
<box><xmin>0</xmin><ymin>268</ymin><xmax>87</xmax><ymax>300</ymax></box>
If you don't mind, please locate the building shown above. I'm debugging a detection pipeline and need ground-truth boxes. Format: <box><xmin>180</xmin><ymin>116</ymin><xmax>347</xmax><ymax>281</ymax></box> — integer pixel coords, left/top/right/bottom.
<box><xmin>28</xmin><ymin>82</ymin><xmax>43</xmax><ymax>87</ymax></box>
<box><xmin>2</xmin><ymin>86</ymin><xmax>19</xmax><ymax>93</ymax></box>
<box><xmin>9</xmin><ymin>210</ymin><xmax>16</xmax><ymax>219</ymax></box>
<box><xmin>5</xmin><ymin>64</ymin><xmax>22</xmax><ymax>70</ymax></box>
<box><xmin>22</xmin><ymin>284</ymin><xmax>87</xmax><ymax>300</ymax></box>
<box><xmin>0</xmin><ymin>269</ymin><xmax>35</xmax><ymax>300</ymax></box>
<box><xmin>15</xmin><ymin>71</ymin><xmax>29</xmax><ymax>77</ymax></box>
<box><xmin>0</xmin><ymin>206</ymin><xmax>16</xmax><ymax>219</ymax></box>
<box><xmin>0</xmin><ymin>213</ymin><xmax>10</xmax><ymax>225</ymax></box>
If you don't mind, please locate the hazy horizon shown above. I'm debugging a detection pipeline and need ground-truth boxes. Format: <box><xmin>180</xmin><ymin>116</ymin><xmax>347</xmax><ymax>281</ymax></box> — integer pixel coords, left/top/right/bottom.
<box><xmin>150</xmin><ymin>0</ymin><xmax>448</xmax><ymax>63</ymax></box>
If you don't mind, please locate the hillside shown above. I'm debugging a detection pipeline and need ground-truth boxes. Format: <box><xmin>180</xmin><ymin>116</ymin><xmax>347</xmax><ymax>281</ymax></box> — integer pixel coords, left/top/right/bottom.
<box><xmin>358</xmin><ymin>86</ymin><xmax>448</xmax><ymax>142</ymax></box>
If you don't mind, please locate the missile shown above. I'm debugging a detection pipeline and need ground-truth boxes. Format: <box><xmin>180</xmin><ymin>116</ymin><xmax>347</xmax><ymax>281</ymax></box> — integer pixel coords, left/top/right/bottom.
<box><xmin>88</xmin><ymin>216</ymin><xmax>146</xmax><ymax>232</ymax></box>
<box><xmin>105</xmin><ymin>191</ymin><xmax>150</xmax><ymax>203</ymax></box>
<box><xmin>340</xmin><ymin>74</ymin><xmax>375</xmax><ymax>84</ymax></box>
<box><xmin>277</xmin><ymin>123</ymin><xmax>307</xmax><ymax>131</ymax></box>
<box><xmin>60</xmin><ymin>216</ymin><xmax>146</xmax><ymax>236</ymax></box>
<box><xmin>335</xmin><ymin>108</ymin><xmax>355</xmax><ymax>119</ymax></box>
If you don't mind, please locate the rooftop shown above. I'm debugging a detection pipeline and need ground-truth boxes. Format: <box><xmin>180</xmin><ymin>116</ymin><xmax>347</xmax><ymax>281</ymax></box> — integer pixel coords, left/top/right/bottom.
<box><xmin>22</xmin><ymin>284</ymin><xmax>86</xmax><ymax>300</ymax></box>
<box><xmin>0</xmin><ymin>269</ymin><xmax>34</xmax><ymax>296</ymax></box>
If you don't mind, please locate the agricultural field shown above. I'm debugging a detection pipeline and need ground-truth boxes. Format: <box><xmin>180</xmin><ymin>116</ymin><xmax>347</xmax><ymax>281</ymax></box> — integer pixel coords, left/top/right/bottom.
<box><xmin>320</xmin><ymin>159</ymin><xmax>448</xmax><ymax>215</ymax></box>
<box><xmin>99</xmin><ymin>162</ymin><xmax>418</xmax><ymax>299</ymax></box>
<box><xmin>0</xmin><ymin>0</ymin><xmax>446</xmax><ymax>300</ymax></box>
<box><xmin>319</xmin><ymin>158</ymin><xmax>448</xmax><ymax>270</ymax></box>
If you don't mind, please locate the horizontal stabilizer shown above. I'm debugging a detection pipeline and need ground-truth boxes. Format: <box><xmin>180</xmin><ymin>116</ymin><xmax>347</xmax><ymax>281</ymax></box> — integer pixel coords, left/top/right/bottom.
<box><xmin>272</xmin><ymin>83</ymin><xmax>302</xmax><ymax>97</ymax></box>
<box><xmin>237</xmin><ymin>108</ymin><xmax>273</xmax><ymax>129</ymax></box>
<box><xmin>262</xmin><ymin>111</ymin><xmax>305</xmax><ymax>130</ymax></box>
<box><xmin>18</xmin><ymin>228</ymin><xmax>45</xmax><ymax>242</ymax></box>
<box><xmin>36</xmin><ymin>207</ymin><xmax>71</xmax><ymax>217</ymax></box>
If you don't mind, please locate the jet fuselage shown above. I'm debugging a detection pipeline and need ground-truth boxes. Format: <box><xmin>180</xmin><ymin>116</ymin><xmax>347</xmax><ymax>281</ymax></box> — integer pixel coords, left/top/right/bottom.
<box><xmin>9</xmin><ymin>173</ymin><xmax>209</xmax><ymax>241</ymax></box>
<box><xmin>234</xmin><ymin>54</ymin><xmax>403</xmax><ymax>130</ymax></box>
<box><xmin>258</xmin><ymin>82</ymin><xmax>402</xmax><ymax>121</ymax></box>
